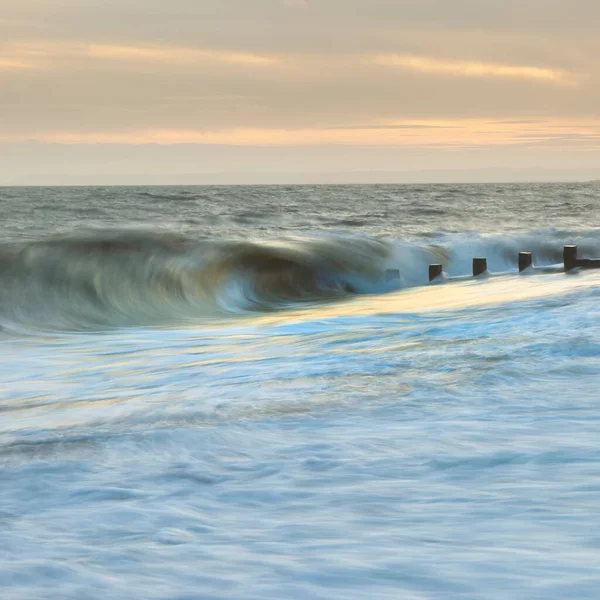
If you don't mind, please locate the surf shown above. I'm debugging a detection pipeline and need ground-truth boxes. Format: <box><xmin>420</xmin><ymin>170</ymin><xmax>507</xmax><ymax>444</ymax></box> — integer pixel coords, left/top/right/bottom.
<box><xmin>0</xmin><ymin>227</ymin><xmax>599</xmax><ymax>332</ymax></box>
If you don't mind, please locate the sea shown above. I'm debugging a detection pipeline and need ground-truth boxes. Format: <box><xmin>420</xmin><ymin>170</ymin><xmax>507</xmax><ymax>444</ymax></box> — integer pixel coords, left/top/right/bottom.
<box><xmin>1</xmin><ymin>183</ymin><xmax>599</xmax><ymax>599</ymax></box>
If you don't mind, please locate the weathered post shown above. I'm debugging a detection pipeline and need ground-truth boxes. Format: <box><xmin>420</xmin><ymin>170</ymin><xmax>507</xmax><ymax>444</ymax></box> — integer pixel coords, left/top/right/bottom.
<box><xmin>473</xmin><ymin>257</ymin><xmax>487</xmax><ymax>277</ymax></box>
<box><xmin>575</xmin><ymin>258</ymin><xmax>600</xmax><ymax>269</ymax></box>
<box><xmin>564</xmin><ymin>245</ymin><xmax>578</xmax><ymax>272</ymax></box>
<box><xmin>429</xmin><ymin>264</ymin><xmax>443</xmax><ymax>281</ymax></box>
<box><xmin>518</xmin><ymin>251</ymin><xmax>533</xmax><ymax>272</ymax></box>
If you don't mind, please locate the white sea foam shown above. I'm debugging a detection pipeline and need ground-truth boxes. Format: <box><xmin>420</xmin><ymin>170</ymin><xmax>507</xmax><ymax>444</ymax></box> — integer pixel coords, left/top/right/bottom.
<box><xmin>1</xmin><ymin>183</ymin><xmax>599</xmax><ymax>599</ymax></box>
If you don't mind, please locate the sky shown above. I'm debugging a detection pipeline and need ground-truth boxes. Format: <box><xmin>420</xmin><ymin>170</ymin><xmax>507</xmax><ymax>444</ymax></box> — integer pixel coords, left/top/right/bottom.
<box><xmin>2</xmin><ymin>0</ymin><xmax>600</xmax><ymax>184</ymax></box>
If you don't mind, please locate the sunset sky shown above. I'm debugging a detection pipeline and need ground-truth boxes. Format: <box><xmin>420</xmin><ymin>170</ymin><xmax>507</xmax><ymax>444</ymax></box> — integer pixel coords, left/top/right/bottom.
<box><xmin>2</xmin><ymin>0</ymin><xmax>600</xmax><ymax>184</ymax></box>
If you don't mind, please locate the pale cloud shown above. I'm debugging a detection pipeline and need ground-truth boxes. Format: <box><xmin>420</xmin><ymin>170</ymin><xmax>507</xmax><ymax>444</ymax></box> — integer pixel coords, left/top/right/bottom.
<box><xmin>2</xmin><ymin>0</ymin><xmax>600</xmax><ymax>182</ymax></box>
<box><xmin>5</xmin><ymin>119</ymin><xmax>600</xmax><ymax>148</ymax></box>
<box><xmin>0</xmin><ymin>57</ymin><xmax>38</xmax><ymax>71</ymax></box>
<box><xmin>327</xmin><ymin>124</ymin><xmax>459</xmax><ymax>130</ymax></box>
<box><xmin>0</xmin><ymin>41</ymin><xmax>280</xmax><ymax>71</ymax></box>
<box><xmin>87</xmin><ymin>44</ymin><xmax>280</xmax><ymax>66</ymax></box>
<box><xmin>371</xmin><ymin>54</ymin><xmax>576</xmax><ymax>85</ymax></box>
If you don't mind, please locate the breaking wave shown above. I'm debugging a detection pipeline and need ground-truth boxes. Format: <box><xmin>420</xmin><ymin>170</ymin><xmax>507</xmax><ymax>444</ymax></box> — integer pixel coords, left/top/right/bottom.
<box><xmin>0</xmin><ymin>228</ymin><xmax>598</xmax><ymax>331</ymax></box>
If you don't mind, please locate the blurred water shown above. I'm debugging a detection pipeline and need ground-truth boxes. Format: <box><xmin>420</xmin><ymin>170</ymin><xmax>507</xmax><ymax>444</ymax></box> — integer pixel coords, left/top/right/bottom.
<box><xmin>1</xmin><ymin>183</ymin><xmax>599</xmax><ymax>599</ymax></box>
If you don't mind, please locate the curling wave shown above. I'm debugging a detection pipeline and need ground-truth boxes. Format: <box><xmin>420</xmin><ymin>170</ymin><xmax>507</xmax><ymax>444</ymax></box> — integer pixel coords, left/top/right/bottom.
<box><xmin>0</xmin><ymin>230</ymin><xmax>400</xmax><ymax>331</ymax></box>
<box><xmin>0</xmin><ymin>228</ymin><xmax>598</xmax><ymax>331</ymax></box>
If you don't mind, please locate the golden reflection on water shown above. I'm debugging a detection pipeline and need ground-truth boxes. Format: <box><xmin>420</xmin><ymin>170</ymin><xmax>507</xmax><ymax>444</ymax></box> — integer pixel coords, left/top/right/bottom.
<box><xmin>254</xmin><ymin>270</ymin><xmax>600</xmax><ymax>327</ymax></box>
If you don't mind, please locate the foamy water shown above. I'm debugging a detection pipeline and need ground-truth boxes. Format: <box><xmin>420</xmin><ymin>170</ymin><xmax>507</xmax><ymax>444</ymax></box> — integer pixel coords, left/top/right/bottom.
<box><xmin>1</xmin><ymin>183</ymin><xmax>599</xmax><ymax>599</ymax></box>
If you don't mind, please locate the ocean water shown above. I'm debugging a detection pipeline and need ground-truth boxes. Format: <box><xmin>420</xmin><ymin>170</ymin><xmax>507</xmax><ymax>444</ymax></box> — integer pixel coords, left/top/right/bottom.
<box><xmin>1</xmin><ymin>183</ymin><xmax>599</xmax><ymax>599</ymax></box>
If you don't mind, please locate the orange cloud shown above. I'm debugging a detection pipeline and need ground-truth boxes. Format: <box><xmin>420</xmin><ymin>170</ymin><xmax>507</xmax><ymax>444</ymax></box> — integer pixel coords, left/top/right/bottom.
<box><xmin>371</xmin><ymin>54</ymin><xmax>576</xmax><ymax>85</ymax></box>
<box><xmin>0</xmin><ymin>57</ymin><xmax>39</xmax><ymax>71</ymax></box>
<box><xmin>0</xmin><ymin>41</ymin><xmax>280</xmax><ymax>72</ymax></box>
<box><xmin>87</xmin><ymin>44</ymin><xmax>280</xmax><ymax>66</ymax></box>
<box><xmin>5</xmin><ymin>119</ymin><xmax>600</xmax><ymax>148</ymax></box>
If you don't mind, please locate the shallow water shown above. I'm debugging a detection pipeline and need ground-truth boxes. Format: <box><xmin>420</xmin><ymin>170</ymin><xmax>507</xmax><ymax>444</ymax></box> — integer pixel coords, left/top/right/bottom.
<box><xmin>1</xmin><ymin>183</ymin><xmax>599</xmax><ymax>599</ymax></box>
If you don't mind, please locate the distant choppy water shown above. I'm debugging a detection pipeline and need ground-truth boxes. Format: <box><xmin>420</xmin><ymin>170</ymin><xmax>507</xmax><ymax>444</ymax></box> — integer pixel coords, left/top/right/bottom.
<box><xmin>1</xmin><ymin>183</ymin><xmax>600</xmax><ymax>599</ymax></box>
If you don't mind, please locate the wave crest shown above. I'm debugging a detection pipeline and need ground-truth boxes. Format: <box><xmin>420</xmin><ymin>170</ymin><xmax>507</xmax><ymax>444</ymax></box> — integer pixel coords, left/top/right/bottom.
<box><xmin>1</xmin><ymin>228</ymin><xmax>599</xmax><ymax>331</ymax></box>
<box><xmin>0</xmin><ymin>230</ymin><xmax>396</xmax><ymax>330</ymax></box>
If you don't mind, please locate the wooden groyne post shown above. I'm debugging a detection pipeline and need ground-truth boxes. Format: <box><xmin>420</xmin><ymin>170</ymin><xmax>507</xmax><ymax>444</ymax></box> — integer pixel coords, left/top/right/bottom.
<box><xmin>429</xmin><ymin>264</ymin><xmax>443</xmax><ymax>281</ymax></box>
<box><xmin>564</xmin><ymin>245</ymin><xmax>600</xmax><ymax>271</ymax></box>
<box><xmin>564</xmin><ymin>245</ymin><xmax>578</xmax><ymax>272</ymax></box>
<box><xmin>518</xmin><ymin>252</ymin><xmax>532</xmax><ymax>272</ymax></box>
<box><xmin>473</xmin><ymin>257</ymin><xmax>487</xmax><ymax>277</ymax></box>
<box><xmin>425</xmin><ymin>245</ymin><xmax>600</xmax><ymax>283</ymax></box>
<box><xmin>429</xmin><ymin>244</ymin><xmax>600</xmax><ymax>281</ymax></box>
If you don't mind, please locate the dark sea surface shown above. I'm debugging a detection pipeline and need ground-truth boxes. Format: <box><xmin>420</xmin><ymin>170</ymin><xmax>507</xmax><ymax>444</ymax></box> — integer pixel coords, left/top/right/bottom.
<box><xmin>1</xmin><ymin>183</ymin><xmax>600</xmax><ymax>599</ymax></box>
